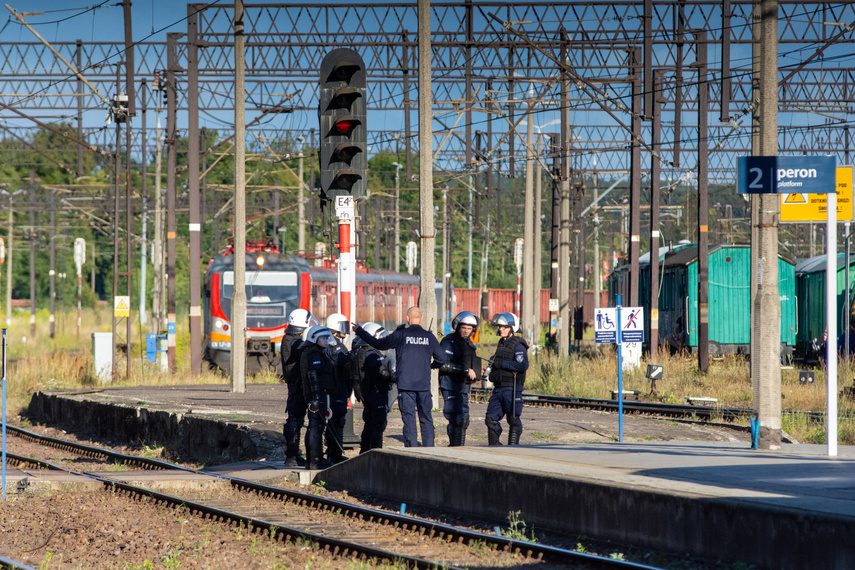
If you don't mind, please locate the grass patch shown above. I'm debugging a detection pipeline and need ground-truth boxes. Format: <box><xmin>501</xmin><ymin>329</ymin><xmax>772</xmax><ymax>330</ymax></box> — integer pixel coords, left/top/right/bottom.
<box><xmin>525</xmin><ymin>348</ymin><xmax>855</xmax><ymax>445</ymax></box>
<box><xmin>6</xmin><ymin>308</ymin><xmax>854</xmax><ymax>446</ymax></box>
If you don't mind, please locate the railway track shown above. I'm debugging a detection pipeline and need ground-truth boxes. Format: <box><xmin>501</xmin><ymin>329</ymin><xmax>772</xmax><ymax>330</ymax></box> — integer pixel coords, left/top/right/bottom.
<box><xmin>3</xmin><ymin>425</ymin><xmax>661</xmax><ymax>569</ymax></box>
<box><xmin>470</xmin><ymin>389</ymin><xmax>830</xmax><ymax>424</ymax></box>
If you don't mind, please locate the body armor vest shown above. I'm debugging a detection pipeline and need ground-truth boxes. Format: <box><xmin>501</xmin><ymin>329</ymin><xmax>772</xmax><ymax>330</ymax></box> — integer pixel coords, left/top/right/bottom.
<box><xmin>301</xmin><ymin>344</ymin><xmax>335</xmax><ymax>402</ymax></box>
<box><xmin>489</xmin><ymin>335</ymin><xmax>525</xmax><ymax>388</ymax></box>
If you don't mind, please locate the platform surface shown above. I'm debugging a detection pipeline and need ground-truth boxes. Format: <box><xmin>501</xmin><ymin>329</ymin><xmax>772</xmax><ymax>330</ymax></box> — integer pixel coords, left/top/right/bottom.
<box><xmin>395</xmin><ymin>441</ymin><xmax>855</xmax><ymax>519</ymax></box>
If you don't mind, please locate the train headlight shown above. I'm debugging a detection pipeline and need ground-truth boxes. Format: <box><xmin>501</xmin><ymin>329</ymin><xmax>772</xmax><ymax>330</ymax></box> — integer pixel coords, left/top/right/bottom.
<box><xmin>256</xmin><ymin>255</ymin><xmax>264</xmax><ymax>267</ymax></box>
<box><xmin>215</xmin><ymin>319</ymin><xmax>223</xmax><ymax>329</ymax></box>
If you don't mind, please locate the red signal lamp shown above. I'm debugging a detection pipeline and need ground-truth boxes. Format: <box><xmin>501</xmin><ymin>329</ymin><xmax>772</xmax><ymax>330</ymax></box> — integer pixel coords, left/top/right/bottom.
<box><xmin>333</xmin><ymin>118</ymin><xmax>360</xmax><ymax>136</ymax></box>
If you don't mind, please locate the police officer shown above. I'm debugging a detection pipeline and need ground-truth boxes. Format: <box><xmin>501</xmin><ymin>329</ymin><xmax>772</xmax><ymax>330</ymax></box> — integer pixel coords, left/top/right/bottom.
<box><xmin>324</xmin><ymin>313</ymin><xmax>353</xmax><ymax>464</ymax></box>
<box><xmin>280</xmin><ymin>308</ymin><xmax>318</xmax><ymax>467</ymax></box>
<box><xmin>353</xmin><ymin>306</ymin><xmax>447</xmax><ymax>447</ymax></box>
<box><xmin>299</xmin><ymin>325</ymin><xmax>335</xmax><ymax>470</ymax></box>
<box><xmin>438</xmin><ymin>311</ymin><xmax>481</xmax><ymax>446</ymax></box>
<box><xmin>351</xmin><ymin>322</ymin><xmax>395</xmax><ymax>453</ymax></box>
<box><xmin>484</xmin><ymin>312</ymin><xmax>529</xmax><ymax>446</ymax></box>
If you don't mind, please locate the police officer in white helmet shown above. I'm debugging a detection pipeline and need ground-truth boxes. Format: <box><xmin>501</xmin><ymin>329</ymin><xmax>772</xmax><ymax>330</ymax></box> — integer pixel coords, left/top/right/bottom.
<box><xmin>323</xmin><ymin>313</ymin><xmax>353</xmax><ymax>464</ymax></box>
<box><xmin>281</xmin><ymin>308</ymin><xmax>318</xmax><ymax>467</ymax></box>
<box><xmin>483</xmin><ymin>313</ymin><xmax>529</xmax><ymax>445</ymax></box>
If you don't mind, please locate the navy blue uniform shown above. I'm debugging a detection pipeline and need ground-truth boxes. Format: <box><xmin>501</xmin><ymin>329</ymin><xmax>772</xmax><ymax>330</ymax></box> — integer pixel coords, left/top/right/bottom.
<box><xmin>355</xmin><ymin>323</ymin><xmax>446</xmax><ymax>447</ymax></box>
<box><xmin>324</xmin><ymin>338</ymin><xmax>352</xmax><ymax>463</ymax></box>
<box><xmin>300</xmin><ymin>344</ymin><xmax>336</xmax><ymax>469</ymax></box>
<box><xmin>352</xmin><ymin>344</ymin><xmax>394</xmax><ymax>453</ymax></box>
<box><xmin>280</xmin><ymin>331</ymin><xmax>307</xmax><ymax>465</ymax></box>
<box><xmin>438</xmin><ymin>332</ymin><xmax>480</xmax><ymax>446</ymax></box>
<box><xmin>485</xmin><ymin>334</ymin><xmax>529</xmax><ymax>445</ymax></box>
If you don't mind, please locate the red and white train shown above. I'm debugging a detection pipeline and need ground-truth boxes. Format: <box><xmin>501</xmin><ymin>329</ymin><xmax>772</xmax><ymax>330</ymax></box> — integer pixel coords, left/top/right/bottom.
<box><xmin>203</xmin><ymin>241</ymin><xmax>422</xmax><ymax>374</ymax></box>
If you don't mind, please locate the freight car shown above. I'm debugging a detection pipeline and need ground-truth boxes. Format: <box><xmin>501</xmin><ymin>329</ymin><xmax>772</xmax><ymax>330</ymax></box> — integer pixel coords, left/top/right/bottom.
<box><xmin>609</xmin><ymin>244</ymin><xmax>797</xmax><ymax>357</ymax></box>
<box><xmin>794</xmin><ymin>253</ymin><xmax>855</xmax><ymax>361</ymax></box>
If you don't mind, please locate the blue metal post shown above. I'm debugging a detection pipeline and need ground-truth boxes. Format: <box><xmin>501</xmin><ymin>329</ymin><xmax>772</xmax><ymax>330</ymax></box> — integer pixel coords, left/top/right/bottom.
<box><xmin>2</xmin><ymin>328</ymin><xmax>6</xmax><ymax>501</ymax></box>
<box><xmin>617</xmin><ymin>295</ymin><xmax>623</xmax><ymax>442</ymax></box>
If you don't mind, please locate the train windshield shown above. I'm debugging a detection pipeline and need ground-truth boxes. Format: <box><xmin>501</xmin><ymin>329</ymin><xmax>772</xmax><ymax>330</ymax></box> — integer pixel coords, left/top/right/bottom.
<box><xmin>221</xmin><ymin>271</ymin><xmax>299</xmax><ymax>303</ymax></box>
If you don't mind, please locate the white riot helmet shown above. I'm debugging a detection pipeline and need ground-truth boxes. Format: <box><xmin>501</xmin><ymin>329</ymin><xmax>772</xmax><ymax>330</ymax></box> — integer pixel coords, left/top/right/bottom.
<box><xmin>353</xmin><ymin>322</ymin><xmax>388</xmax><ymax>347</ymax></box>
<box><xmin>362</xmin><ymin>322</ymin><xmax>388</xmax><ymax>339</ymax></box>
<box><xmin>302</xmin><ymin>325</ymin><xmax>332</xmax><ymax>345</ymax></box>
<box><xmin>287</xmin><ymin>308</ymin><xmax>318</xmax><ymax>333</ymax></box>
<box><xmin>491</xmin><ymin>312</ymin><xmax>519</xmax><ymax>333</ymax></box>
<box><xmin>325</xmin><ymin>313</ymin><xmax>351</xmax><ymax>336</ymax></box>
<box><xmin>451</xmin><ymin>311</ymin><xmax>479</xmax><ymax>332</ymax></box>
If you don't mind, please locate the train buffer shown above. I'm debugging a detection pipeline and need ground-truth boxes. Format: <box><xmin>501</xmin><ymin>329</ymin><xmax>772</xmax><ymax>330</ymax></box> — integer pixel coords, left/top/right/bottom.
<box><xmin>685</xmin><ymin>396</ymin><xmax>718</xmax><ymax>406</ymax></box>
<box><xmin>609</xmin><ymin>390</ymin><xmax>640</xmax><ymax>401</ymax></box>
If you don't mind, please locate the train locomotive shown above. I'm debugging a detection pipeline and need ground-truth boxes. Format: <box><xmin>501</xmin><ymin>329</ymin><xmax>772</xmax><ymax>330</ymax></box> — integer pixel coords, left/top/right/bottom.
<box><xmin>203</xmin><ymin>240</ymin><xmax>312</xmax><ymax>374</ymax></box>
<box><xmin>203</xmin><ymin>240</ymin><xmax>429</xmax><ymax>374</ymax></box>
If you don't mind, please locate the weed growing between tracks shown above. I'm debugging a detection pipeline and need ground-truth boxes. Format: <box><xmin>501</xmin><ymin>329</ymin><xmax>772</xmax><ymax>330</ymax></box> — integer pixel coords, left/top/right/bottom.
<box><xmin>526</xmin><ymin>348</ymin><xmax>855</xmax><ymax>444</ymax></box>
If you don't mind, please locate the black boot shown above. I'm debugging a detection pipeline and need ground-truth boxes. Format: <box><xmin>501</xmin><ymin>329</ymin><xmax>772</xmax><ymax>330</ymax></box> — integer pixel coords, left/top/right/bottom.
<box><xmin>448</xmin><ymin>424</ymin><xmax>462</xmax><ymax>447</ymax></box>
<box><xmin>449</xmin><ymin>425</ymin><xmax>460</xmax><ymax>447</ymax></box>
<box><xmin>283</xmin><ymin>423</ymin><xmax>306</xmax><ymax>467</ymax></box>
<box><xmin>507</xmin><ymin>426</ymin><xmax>521</xmax><ymax>446</ymax></box>
<box><xmin>486</xmin><ymin>418</ymin><xmax>502</xmax><ymax>446</ymax></box>
<box><xmin>306</xmin><ymin>429</ymin><xmax>325</xmax><ymax>470</ymax></box>
<box><xmin>459</xmin><ymin>420</ymin><xmax>469</xmax><ymax>446</ymax></box>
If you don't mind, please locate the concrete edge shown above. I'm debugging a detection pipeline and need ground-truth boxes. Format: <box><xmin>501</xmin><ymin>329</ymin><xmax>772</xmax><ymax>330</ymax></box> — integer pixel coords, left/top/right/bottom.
<box><xmin>318</xmin><ymin>449</ymin><xmax>855</xmax><ymax>570</ymax></box>
<box><xmin>26</xmin><ymin>391</ymin><xmax>258</xmax><ymax>464</ymax></box>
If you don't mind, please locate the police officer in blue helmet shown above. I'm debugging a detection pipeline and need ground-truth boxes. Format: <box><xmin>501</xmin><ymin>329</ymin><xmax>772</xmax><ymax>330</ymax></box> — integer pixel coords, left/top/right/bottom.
<box><xmin>299</xmin><ymin>325</ymin><xmax>335</xmax><ymax>469</ymax></box>
<box><xmin>437</xmin><ymin>311</ymin><xmax>481</xmax><ymax>446</ymax></box>
<box><xmin>483</xmin><ymin>312</ymin><xmax>529</xmax><ymax>445</ymax></box>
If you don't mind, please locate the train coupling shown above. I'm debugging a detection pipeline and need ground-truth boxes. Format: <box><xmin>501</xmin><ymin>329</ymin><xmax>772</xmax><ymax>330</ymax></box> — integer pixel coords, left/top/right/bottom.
<box><xmin>247</xmin><ymin>339</ymin><xmax>272</xmax><ymax>354</ymax></box>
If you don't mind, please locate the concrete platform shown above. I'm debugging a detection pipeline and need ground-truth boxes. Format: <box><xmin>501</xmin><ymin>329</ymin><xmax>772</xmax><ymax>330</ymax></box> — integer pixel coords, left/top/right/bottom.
<box><xmin>25</xmin><ymin>383</ymin><xmax>752</xmax><ymax>464</ymax></box>
<box><xmin>320</xmin><ymin>443</ymin><xmax>855</xmax><ymax>570</ymax></box>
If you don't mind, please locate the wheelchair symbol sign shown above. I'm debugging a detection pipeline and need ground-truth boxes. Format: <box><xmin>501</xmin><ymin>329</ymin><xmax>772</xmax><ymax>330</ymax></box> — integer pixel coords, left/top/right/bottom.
<box><xmin>595</xmin><ymin>308</ymin><xmax>617</xmax><ymax>343</ymax></box>
<box><xmin>595</xmin><ymin>307</ymin><xmax>645</xmax><ymax>344</ymax></box>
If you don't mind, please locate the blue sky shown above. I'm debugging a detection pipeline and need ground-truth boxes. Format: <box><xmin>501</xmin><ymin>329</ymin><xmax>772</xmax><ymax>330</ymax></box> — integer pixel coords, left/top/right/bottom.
<box><xmin>1</xmin><ymin>1</ymin><xmax>202</xmax><ymax>45</ymax></box>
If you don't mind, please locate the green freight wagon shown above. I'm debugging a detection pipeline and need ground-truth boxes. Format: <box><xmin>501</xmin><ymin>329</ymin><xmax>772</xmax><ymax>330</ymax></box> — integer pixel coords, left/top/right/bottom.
<box><xmin>655</xmin><ymin>245</ymin><xmax>796</xmax><ymax>356</ymax></box>
<box><xmin>607</xmin><ymin>244</ymin><xmax>693</xmax><ymax>342</ymax></box>
<box><xmin>794</xmin><ymin>253</ymin><xmax>855</xmax><ymax>360</ymax></box>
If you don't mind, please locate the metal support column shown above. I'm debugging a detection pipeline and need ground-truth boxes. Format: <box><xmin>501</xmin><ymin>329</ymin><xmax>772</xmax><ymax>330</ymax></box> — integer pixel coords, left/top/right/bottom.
<box><xmin>187</xmin><ymin>6</ymin><xmax>202</xmax><ymax>375</ymax></box>
<box><xmin>695</xmin><ymin>31</ymin><xmax>710</xmax><ymax>373</ymax></box>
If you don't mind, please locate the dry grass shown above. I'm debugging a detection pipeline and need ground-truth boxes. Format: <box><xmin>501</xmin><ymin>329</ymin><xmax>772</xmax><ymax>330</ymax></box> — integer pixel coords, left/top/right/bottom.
<box><xmin>5</xmin><ymin>309</ymin><xmax>854</xmax><ymax>445</ymax></box>
<box><xmin>526</xmin><ymin>346</ymin><xmax>855</xmax><ymax>445</ymax></box>
<box><xmin>0</xmin><ymin>307</ymin><xmax>276</xmax><ymax>417</ymax></box>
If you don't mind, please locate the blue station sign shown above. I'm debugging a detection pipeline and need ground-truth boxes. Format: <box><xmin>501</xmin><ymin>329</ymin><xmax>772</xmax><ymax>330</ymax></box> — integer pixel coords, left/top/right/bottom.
<box><xmin>738</xmin><ymin>156</ymin><xmax>837</xmax><ymax>195</ymax></box>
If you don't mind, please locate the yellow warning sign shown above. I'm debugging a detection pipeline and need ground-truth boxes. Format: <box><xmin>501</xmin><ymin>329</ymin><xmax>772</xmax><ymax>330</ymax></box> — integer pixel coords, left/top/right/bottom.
<box><xmin>114</xmin><ymin>295</ymin><xmax>130</xmax><ymax>318</ymax></box>
<box><xmin>780</xmin><ymin>166</ymin><xmax>853</xmax><ymax>222</ymax></box>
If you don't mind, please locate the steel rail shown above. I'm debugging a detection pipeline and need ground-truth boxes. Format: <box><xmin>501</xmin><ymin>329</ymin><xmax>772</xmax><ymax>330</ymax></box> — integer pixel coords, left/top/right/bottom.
<box><xmin>4</xmin><ymin>452</ymin><xmax>462</xmax><ymax>570</ymax></box>
<box><xmin>0</xmin><ymin>554</ymin><xmax>37</xmax><ymax>570</ymax></box>
<box><xmin>7</xmin><ymin>425</ymin><xmax>662</xmax><ymax>569</ymax></box>
<box><xmin>470</xmin><ymin>389</ymin><xmax>830</xmax><ymax>423</ymax></box>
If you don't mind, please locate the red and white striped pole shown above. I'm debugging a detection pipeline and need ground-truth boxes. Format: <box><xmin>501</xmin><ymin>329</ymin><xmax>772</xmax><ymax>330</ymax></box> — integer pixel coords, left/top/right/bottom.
<box><xmin>336</xmin><ymin>196</ymin><xmax>356</xmax><ymax>322</ymax></box>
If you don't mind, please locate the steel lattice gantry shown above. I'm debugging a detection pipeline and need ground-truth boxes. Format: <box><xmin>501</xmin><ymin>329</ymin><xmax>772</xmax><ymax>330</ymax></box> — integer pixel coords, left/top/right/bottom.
<box><xmin>0</xmin><ymin>1</ymin><xmax>853</xmax><ymax>372</ymax></box>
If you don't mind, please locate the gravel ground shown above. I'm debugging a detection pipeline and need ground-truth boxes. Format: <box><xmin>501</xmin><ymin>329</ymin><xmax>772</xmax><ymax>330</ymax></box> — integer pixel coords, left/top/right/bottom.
<box><xmin>0</xmin><ymin>414</ymin><xmax>744</xmax><ymax>569</ymax></box>
<box><xmin>0</xmin><ymin>491</ymin><xmax>355</xmax><ymax>569</ymax></box>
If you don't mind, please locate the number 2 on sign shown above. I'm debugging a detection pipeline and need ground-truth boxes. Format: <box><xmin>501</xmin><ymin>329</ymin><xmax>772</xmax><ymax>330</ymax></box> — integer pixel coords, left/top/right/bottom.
<box><xmin>748</xmin><ymin>167</ymin><xmax>764</xmax><ymax>190</ymax></box>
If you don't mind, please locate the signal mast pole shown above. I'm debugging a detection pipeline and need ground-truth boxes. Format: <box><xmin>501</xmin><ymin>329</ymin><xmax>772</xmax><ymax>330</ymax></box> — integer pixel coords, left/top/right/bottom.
<box><xmin>318</xmin><ymin>49</ymin><xmax>367</xmax><ymax>323</ymax></box>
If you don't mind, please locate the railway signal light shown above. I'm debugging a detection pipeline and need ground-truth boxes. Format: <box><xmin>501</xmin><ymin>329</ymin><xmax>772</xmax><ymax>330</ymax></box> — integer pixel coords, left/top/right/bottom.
<box><xmin>319</xmin><ymin>48</ymin><xmax>367</xmax><ymax>203</ymax></box>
